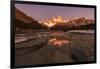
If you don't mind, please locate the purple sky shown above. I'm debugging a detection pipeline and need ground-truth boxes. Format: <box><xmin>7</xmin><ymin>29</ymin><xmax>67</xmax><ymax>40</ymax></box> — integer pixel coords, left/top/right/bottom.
<box><xmin>15</xmin><ymin>4</ymin><xmax>94</xmax><ymax>20</ymax></box>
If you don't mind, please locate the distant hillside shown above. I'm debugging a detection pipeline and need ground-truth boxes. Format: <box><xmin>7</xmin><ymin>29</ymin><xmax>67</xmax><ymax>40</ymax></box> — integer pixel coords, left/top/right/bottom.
<box><xmin>50</xmin><ymin>24</ymin><xmax>95</xmax><ymax>31</ymax></box>
<box><xmin>15</xmin><ymin>8</ymin><xmax>46</xmax><ymax>29</ymax></box>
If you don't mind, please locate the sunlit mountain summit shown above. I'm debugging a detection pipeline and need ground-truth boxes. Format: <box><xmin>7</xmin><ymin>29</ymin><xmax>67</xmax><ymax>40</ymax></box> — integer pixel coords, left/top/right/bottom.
<box><xmin>39</xmin><ymin>16</ymin><xmax>68</xmax><ymax>28</ymax></box>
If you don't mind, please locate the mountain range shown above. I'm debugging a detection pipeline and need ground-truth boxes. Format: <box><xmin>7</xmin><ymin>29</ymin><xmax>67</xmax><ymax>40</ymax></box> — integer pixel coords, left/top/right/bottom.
<box><xmin>15</xmin><ymin>8</ymin><xmax>95</xmax><ymax>31</ymax></box>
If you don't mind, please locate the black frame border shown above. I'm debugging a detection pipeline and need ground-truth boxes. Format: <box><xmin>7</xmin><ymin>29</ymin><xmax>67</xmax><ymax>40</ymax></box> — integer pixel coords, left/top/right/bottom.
<box><xmin>10</xmin><ymin>0</ymin><xmax>97</xmax><ymax>68</ymax></box>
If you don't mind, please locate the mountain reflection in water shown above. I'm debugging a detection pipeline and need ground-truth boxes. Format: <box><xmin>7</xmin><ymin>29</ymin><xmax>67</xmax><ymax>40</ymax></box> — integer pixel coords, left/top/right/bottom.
<box><xmin>47</xmin><ymin>38</ymin><xmax>71</xmax><ymax>47</ymax></box>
